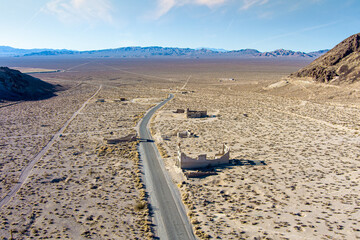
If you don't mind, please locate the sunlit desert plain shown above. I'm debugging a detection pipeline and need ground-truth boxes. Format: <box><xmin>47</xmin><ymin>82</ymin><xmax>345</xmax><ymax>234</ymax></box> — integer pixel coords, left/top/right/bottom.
<box><xmin>0</xmin><ymin>57</ymin><xmax>359</xmax><ymax>239</ymax></box>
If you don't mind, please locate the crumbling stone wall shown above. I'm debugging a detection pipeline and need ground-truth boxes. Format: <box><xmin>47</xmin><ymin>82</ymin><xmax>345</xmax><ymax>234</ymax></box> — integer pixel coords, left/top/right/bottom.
<box><xmin>176</xmin><ymin>144</ymin><xmax>230</xmax><ymax>169</ymax></box>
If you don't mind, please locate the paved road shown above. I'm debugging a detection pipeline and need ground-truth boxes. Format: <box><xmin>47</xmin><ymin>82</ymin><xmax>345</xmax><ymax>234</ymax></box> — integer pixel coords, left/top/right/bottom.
<box><xmin>0</xmin><ymin>85</ymin><xmax>102</xmax><ymax>208</ymax></box>
<box><xmin>138</xmin><ymin>94</ymin><xmax>196</xmax><ymax>240</ymax></box>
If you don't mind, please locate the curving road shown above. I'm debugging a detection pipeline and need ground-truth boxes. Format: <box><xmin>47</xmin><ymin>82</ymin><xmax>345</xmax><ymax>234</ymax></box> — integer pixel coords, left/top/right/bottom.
<box><xmin>0</xmin><ymin>85</ymin><xmax>102</xmax><ymax>208</ymax></box>
<box><xmin>138</xmin><ymin>94</ymin><xmax>196</xmax><ymax>240</ymax></box>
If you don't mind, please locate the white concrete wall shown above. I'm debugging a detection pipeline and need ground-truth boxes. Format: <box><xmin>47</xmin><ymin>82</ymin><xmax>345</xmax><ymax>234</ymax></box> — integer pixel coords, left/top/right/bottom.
<box><xmin>178</xmin><ymin>147</ymin><xmax>230</xmax><ymax>169</ymax></box>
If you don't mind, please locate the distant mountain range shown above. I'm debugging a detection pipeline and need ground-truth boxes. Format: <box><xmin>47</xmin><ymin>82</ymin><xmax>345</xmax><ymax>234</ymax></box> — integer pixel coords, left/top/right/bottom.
<box><xmin>0</xmin><ymin>46</ymin><xmax>328</xmax><ymax>58</ymax></box>
<box><xmin>0</xmin><ymin>46</ymin><xmax>51</xmax><ymax>56</ymax></box>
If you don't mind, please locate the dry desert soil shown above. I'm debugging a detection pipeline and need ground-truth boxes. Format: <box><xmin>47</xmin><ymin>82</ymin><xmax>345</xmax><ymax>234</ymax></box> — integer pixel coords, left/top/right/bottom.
<box><xmin>0</xmin><ymin>57</ymin><xmax>359</xmax><ymax>240</ymax></box>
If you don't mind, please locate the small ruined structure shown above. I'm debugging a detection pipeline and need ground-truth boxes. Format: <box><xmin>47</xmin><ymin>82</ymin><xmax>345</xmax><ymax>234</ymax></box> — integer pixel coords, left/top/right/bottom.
<box><xmin>186</xmin><ymin>108</ymin><xmax>207</xmax><ymax>118</ymax></box>
<box><xmin>219</xmin><ymin>78</ymin><xmax>235</xmax><ymax>82</ymax></box>
<box><xmin>114</xmin><ymin>98</ymin><xmax>126</xmax><ymax>102</ymax></box>
<box><xmin>177</xmin><ymin>130</ymin><xmax>193</xmax><ymax>138</ymax></box>
<box><xmin>106</xmin><ymin>134</ymin><xmax>137</xmax><ymax>144</ymax></box>
<box><xmin>176</xmin><ymin>143</ymin><xmax>230</xmax><ymax>169</ymax></box>
<box><xmin>174</xmin><ymin>109</ymin><xmax>185</xmax><ymax>113</ymax></box>
<box><xmin>161</xmin><ymin>134</ymin><xmax>171</xmax><ymax>140</ymax></box>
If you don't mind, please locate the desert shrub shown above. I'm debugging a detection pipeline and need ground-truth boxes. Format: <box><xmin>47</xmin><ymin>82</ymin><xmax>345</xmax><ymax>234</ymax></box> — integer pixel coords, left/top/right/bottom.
<box><xmin>134</xmin><ymin>201</ymin><xmax>147</xmax><ymax>211</ymax></box>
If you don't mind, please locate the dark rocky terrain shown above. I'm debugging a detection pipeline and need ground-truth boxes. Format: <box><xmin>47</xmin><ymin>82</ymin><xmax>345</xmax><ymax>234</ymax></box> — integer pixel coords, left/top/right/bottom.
<box><xmin>290</xmin><ymin>33</ymin><xmax>360</xmax><ymax>84</ymax></box>
<box><xmin>0</xmin><ymin>67</ymin><xmax>59</xmax><ymax>100</ymax></box>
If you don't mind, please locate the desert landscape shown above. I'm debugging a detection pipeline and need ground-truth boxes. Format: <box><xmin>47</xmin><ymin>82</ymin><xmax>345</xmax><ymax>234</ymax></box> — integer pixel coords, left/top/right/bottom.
<box><xmin>0</xmin><ymin>49</ymin><xmax>359</xmax><ymax>240</ymax></box>
<box><xmin>0</xmin><ymin>59</ymin><xmax>173</xmax><ymax>239</ymax></box>
<box><xmin>2</xmin><ymin>0</ymin><xmax>360</xmax><ymax>239</ymax></box>
<box><xmin>152</xmin><ymin>77</ymin><xmax>360</xmax><ymax>239</ymax></box>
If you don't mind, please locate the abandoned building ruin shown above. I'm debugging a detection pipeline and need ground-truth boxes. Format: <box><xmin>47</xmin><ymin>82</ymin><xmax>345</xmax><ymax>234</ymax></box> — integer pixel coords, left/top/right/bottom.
<box><xmin>176</xmin><ymin>143</ymin><xmax>230</xmax><ymax>169</ymax></box>
<box><xmin>174</xmin><ymin>109</ymin><xmax>185</xmax><ymax>113</ymax></box>
<box><xmin>177</xmin><ymin>130</ymin><xmax>194</xmax><ymax>138</ymax></box>
<box><xmin>186</xmin><ymin>108</ymin><xmax>207</xmax><ymax>118</ymax></box>
<box><xmin>114</xmin><ymin>98</ymin><xmax>127</xmax><ymax>102</ymax></box>
<box><xmin>105</xmin><ymin>134</ymin><xmax>137</xmax><ymax>144</ymax></box>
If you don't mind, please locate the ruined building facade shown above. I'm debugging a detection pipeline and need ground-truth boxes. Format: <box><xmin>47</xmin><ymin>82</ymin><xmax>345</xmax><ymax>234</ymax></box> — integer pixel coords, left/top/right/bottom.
<box><xmin>176</xmin><ymin>143</ymin><xmax>230</xmax><ymax>169</ymax></box>
<box><xmin>186</xmin><ymin>108</ymin><xmax>207</xmax><ymax>118</ymax></box>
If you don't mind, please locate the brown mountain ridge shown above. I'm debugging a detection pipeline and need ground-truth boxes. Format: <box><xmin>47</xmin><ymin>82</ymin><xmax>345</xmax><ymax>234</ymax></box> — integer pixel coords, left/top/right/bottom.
<box><xmin>290</xmin><ymin>33</ymin><xmax>360</xmax><ymax>84</ymax></box>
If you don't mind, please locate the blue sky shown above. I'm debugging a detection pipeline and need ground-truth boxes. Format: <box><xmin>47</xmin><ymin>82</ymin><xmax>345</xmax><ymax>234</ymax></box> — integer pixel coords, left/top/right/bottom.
<box><xmin>0</xmin><ymin>0</ymin><xmax>359</xmax><ymax>52</ymax></box>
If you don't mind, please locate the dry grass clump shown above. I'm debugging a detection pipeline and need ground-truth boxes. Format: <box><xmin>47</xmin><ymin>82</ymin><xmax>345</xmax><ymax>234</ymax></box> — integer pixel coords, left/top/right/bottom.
<box><xmin>157</xmin><ymin>143</ymin><xmax>170</xmax><ymax>158</ymax></box>
<box><xmin>133</xmin><ymin>113</ymin><xmax>145</xmax><ymax>126</ymax></box>
<box><xmin>129</xmin><ymin>141</ymin><xmax>153</xmax><ymax>236</ymax></box>
<box><xmin>134</xmin><ymin>201</ymin><xmax>148</xmax><ymax>211</ymax></box>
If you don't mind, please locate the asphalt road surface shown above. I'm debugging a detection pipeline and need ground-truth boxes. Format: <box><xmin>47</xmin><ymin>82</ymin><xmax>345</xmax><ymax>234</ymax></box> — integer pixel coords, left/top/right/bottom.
<box><xmin>138</xmin><ymin>94</ymin><xmax>196</xmax><ymax>240</ymax></box>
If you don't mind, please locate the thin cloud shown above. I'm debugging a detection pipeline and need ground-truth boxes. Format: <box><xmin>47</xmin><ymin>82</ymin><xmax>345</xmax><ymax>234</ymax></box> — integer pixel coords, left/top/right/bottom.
<box><xmin>195</xmin><ymin>0</ymin><xmax>227</xmax><ymax>7</ymax></box>
<box><xmin>252</xmin><ymin>21</ymin><xmax>341</xmax><ymax>45</ymax></box>
<box><xmin>23</xmin><ymin>7</ymin><xmax>45</xmax><ymax>28</ymax></box>
<box><xmin>240</xmin><ymin>0</ymin><xmax>269</xmax><ymax>10</ymax></box>
<box><xmin>45</xmin><ymin>0</ymin><xmax>113</xmax><ymax>23</ymax></box>
<box><xmin>156</xmin><ymin>0</ymin><xmax>176</xmax><ymax>18</ymax></box>
<box><xmin>155</xmin><ymin>0</ymin><xmax>227</xmax><ymax>18</ymax></box>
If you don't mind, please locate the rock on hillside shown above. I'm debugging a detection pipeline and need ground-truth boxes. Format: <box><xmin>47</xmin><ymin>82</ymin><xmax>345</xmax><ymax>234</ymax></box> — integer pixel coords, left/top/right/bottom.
<box><xmin>0</xmin><ymin>67</ymin><xmax>59</xmax><ymax>100</ymax></box>
<box><xmin>290</xmin><ymin>33</ymin><xmax>360</xmax><ymax>84</ymax></box>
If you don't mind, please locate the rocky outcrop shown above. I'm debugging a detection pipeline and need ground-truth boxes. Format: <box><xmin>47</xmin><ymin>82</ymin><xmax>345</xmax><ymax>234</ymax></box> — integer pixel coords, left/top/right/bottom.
<box><xmin>290</xmin><ymin>33</ymin><xmax>360</xmax><ymax>84</ymax></box>
<box><xmin>0</xmin><ymin>67</ymin><xmax>59</xmax><ymax>100</ymax></box>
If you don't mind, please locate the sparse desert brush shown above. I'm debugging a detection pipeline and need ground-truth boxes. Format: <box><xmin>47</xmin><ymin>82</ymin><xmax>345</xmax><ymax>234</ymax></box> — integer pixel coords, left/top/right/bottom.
<box><xmin>191</xmin><ymin>218</ymin><xmax>201</xmax><ymax>224</ymax></box>
<box><xmin>182</xmin><ymin>192</ymin><xmax>189</xmax><ymax>201</ymax></box>
<box><xmin>139</xmin><ymin>189</ymin><xmax>146</xmax><ymax>200</ymax></box>
<box><xmin>194</xmin><ymin>225</ymin><xmax>201</xmax><ymax>230</ymax></box>
<box><xmin>157</xmin><ymin>144</ymin><xmax>170</xmax><ymax>158</ymax></box>
<box><xmin>133</xmin><ymin>112</ymin><xmax>145</xmax><ymax>126</ymax></box>
<box><xmin>134</xmin><ymin>201</ymin><xmax>147</xmax><ymax>211</ymax></box>
<box><xmin>187</xmin><ymin>210</ymin><xmax>194</xmax><ymax>218</ymax></box>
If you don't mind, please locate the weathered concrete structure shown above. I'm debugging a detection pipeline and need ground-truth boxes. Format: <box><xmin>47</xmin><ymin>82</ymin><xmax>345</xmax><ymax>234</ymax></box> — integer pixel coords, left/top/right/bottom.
<box><xmin>176</xmin><ymin>143</ymin><xmax>230</xmax><ymax>169</ymax></box>
<box><xmin>174</xmin><ymin>109</ymin><xmax>185</xmax><ymax>113</ymax></box>
<box><xmin>114</xmin><ymin>98</ymin><xmax>126</xmax><ymax>102</ymax></box>
<box><xmin>106</xmin><ymin>134</ymin><xmax>137</xmax><ymax>144</ymax></box>
<box><xmin>186</xmin><ymin>108</ymin><xmax>207</xmax><ymax>118</ymax></box>
<box><xmin>177</xmin><ymin>130</ymin><xmax>193</xmax><ymax>138</ymax></box>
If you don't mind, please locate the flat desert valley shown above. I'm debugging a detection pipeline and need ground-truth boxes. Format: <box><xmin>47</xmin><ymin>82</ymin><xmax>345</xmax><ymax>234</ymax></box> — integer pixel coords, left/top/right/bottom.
<box><xmin>0</xmin><ymin>57</ymin><xmax>360</xmax><ymax>239</ymax></box>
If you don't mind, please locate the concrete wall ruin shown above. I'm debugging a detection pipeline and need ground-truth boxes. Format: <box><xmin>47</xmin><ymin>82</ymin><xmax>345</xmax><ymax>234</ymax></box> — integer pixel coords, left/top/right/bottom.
<box><xmin>106</xmin><ymin>134</ymin><xmax>137</xmax><ymax>144</ymax></box>
<box><xmin>186</xmin><ymin>108</ymin><xmax>207</xmax><ymax>118</ymax></box>
<box><xmin>176</xmin><ymin>143</ymin><xmax>230</xmax><ymax>169</ymax></box>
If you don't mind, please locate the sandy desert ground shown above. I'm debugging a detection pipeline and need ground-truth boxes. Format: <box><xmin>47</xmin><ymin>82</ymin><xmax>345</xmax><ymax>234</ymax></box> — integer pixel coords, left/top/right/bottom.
<box><xmin>149</xmin><ymin>61</ymin><xmax>360</xmax><ymax>239</ymax></box>
<box><xmin>0</xmin><ymin>59</ymin><xmax>172</xmax><ymax>239</ymax></box>
<box><xmin>0</xmin><ymin>57</ymin><xmax>359</xmax><ymax>239</ymax></box>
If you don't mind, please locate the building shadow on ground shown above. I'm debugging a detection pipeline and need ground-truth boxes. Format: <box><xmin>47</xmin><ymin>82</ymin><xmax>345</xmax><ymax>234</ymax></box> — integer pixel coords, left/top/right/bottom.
<box><xmin>230</xmin><ymin>158</ymin><xmax>267</xmax><ymax>166</ymax></box>
<box><xmin>183</xmin><ymin>158</ymin><xmax>267</xmax><ymax>178</ymax></box>
<box><xmin>138</xmin><ymin>138</ymin><xmax>154</xmax><ymax>142</ymax></box>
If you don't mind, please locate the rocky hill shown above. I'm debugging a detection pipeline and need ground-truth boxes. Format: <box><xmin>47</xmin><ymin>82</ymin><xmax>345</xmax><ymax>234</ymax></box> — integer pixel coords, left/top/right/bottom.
<box><xmin>290</xmin><ymin>33</ymin><xmax>360</xmax><ymax>84</ymax></box>
<box><xmin>0</xmin><ymin>67</ymin><xmax>59</xmax><ymax>100</ymax></box>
